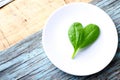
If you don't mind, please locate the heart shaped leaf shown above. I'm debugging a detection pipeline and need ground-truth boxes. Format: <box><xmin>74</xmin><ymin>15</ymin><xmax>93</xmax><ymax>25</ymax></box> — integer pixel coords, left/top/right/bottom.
<box><xmin>68</xmin><ymin>23</ymin><xmax>100</xmax><ymax>59</ymax></box>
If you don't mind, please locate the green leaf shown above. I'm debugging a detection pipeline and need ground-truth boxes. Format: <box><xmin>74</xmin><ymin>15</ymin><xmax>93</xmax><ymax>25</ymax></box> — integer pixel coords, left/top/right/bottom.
<box><xmin>80</xmin><ymin>24</ymin><xmax>100</xmax><ymax>48</ymax></box>
<box><xmin>68</xmin><ymin>22</ymin><xmax>84</xmax><ymax>59</ymax></box>
<box><xmin>68</xmin><ymin>23</ymin><xmax>100</xmax><ymax>59</ymax></box>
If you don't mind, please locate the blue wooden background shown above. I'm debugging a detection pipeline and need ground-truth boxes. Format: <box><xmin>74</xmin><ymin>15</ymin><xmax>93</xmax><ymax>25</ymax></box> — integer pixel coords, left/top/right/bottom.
<box><xmin>0</xmin><ymin>0</ymin><xmax>120</xmax><ymax>80</ymax></box>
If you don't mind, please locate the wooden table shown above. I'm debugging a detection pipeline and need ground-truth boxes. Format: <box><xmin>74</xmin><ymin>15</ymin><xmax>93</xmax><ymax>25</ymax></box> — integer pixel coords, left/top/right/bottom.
<box><xmin>0</xmin><ymin>0</ymin><xmax>120</xmax><ymax>80</ymax></box>
<box><xmin>0</xmin><ymin>0</ymin><xmax>92</xmax><ymax>50</ymax></box>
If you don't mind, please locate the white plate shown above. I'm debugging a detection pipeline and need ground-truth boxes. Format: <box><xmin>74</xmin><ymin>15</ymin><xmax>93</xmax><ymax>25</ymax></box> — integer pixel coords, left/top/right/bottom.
<box><xmin>42</xmin><ymin>3</ymin><xmax>118</xmax><ymax>76</ymax></box>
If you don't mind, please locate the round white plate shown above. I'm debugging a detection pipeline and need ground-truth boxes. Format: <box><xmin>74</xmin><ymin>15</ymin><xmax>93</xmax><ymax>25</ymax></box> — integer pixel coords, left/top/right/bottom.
<box><xmin>42</xmin><ymin>3</ymin><xmax>118</xmax><ymax>76</ymax></box>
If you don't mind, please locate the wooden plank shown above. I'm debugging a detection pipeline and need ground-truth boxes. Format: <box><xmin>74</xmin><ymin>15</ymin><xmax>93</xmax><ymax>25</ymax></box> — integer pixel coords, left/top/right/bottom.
<box><xmin>0</xmin><ymin>0</ymin><xmax>91</xmax><ymax>51</ymax></box>
<box><xmin>0</xmin><ymin>0</ymin><xmax>65</xmax><ymax>50</ymax></box>
<box><xmin>64</xmin><ymin>0</ymin><xmax>92</xmax><ymax>3</ymax></box>
<box><xmin>0</xmin><ymin>0</ymin><xmax>120</xmax><ymax>80</ymax></box>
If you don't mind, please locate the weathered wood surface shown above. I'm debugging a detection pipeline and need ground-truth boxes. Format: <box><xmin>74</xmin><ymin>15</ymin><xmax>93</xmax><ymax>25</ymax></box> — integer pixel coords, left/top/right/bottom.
<box><xmin>0</xmin><ymin>0</ymin><xmax>120</xmax><ymax>80</ymax></box>
<box><xmin>0</xmin><ymin>0</ymin><xmax>92</xmax><ymax>50</ymax></box>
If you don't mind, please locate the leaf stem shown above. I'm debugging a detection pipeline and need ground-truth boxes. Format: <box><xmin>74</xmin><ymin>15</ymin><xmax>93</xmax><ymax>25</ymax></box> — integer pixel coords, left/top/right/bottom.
<box><xmin>72</xmin><ymin>50</ymin><xmax>77</xmax><ymax>59</ymax></box>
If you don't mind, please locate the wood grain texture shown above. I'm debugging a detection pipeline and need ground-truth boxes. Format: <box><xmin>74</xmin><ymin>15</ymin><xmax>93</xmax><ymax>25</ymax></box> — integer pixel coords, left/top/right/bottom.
<box><xmin>0</xmin><ymin>0</ymin><xmax>120</xmax><ymax>80</ymax></box>
<box><xmin>0</xmin><ymin>0</ymin><xmax>65</xmax><ymax>50</ymax></box>
<box><xmin>0</xmin><ymin>0</ymin><xmax>91</xmax><ymax>51</ymax></box>
<box><xmin>64</xmin><ymin>0</ymin><xmax>92</xmax><ymax>3</ymax></box>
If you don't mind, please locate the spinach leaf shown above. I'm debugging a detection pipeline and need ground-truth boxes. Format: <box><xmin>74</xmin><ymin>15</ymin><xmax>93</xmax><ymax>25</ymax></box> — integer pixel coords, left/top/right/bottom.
<box><xmin>68</xmin><ymin>22</ymin><xmax>84</xmax><ymax>59</ymax></box>
<box><xmin>68</xmin><ymin>23</ymin><xmax>100</xmax><ymax>59</ymax></box>
<box><xmin>80</xmin><ymin>24</ymin><xmax>100</xmax><ymax>48</ymax></box>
